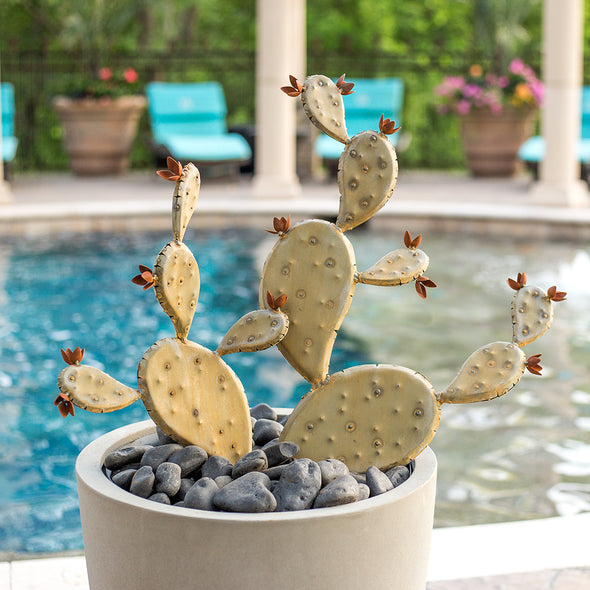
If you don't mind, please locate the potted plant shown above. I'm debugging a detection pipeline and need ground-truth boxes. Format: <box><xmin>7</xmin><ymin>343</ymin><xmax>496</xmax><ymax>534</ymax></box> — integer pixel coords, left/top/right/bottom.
<box><xmin>55</xmin><ymin>74</ymin><xmax>565</xmax><ymax>590</ymax></box>
<box><xmin>53</xmin><ymin>67</ymin><xmax>146</xmax><ymax>175</ymax></box>
<box><xmin>435</xmin><ymin>59</ymin><xmax>543</xmax><ymax>176</ymax></box>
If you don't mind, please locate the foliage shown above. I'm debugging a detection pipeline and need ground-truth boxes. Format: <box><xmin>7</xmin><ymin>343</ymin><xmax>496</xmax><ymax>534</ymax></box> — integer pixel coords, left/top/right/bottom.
<box><xmin>64</xmin><ymin>66</ymin><xmax>141</xmax><ymax>100</ymax></box>
<box><xmin>472</xmin><ymin>0</ymin><xmax>542</xmax><ymax>72</ymax></box>
<box><xmin>435</xmin><ymin>59</ymin><xmax>543</xmax><ymax>115</ymax></box>
<box><xmin>2</xmin><ymin>0</ymin><xmax>590</xmax><ymax>171</ymax></box>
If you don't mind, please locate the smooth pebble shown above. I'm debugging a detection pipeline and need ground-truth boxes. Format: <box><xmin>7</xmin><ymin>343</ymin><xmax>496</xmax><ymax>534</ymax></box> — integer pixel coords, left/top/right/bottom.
<box><xmin>263</xmin><ymin>441</ymin><xmax>299</xmax><ymax>467</ymax></box>
<box><xmin>111</xmin><ymin>468</ymin><xmax>137</xmax><ymax>491</ymax></box>
<box><xmin>274</xmin><ymin>458</ymin><xmax>322</xmax><ymax>511</ymax></box>
<box><xmin>155</xmin><ymin>462</ymin><xmax>182</xmax><ymax>497</ymax></box>
<box><xmin>318</xmin><ymin>458</ymin><xmax>349</xmax><ymax>486</ymax></box>
<box><xmin>129</xmin><ymin>465</ymin><xmax>155</xmax><ymax>498</ymax></box>
<box><xmin>252</xmin><ymin>419</ymin><xmax>283</xmax><ymax>446</ymax></box>
<box><xmin>201</xmin><ymin>455</ymin><xmax>233</xmax><ymax>479</ymax></box>
<box><xmin>386</xmin><ymin>465</ymin><xmax>411</xmax><ymax>488</ymax></box>
<box><xmin>168</xmin><ymin>445</ymin><xmax>207</xmax><ymax>477</ymax></box>
<box><xmin>250</xmin><ymin>403</ymin><xmax>277</xmax><ymax>421</ymax></box>
<box><xmin>214</xmin><ymin>472</ymin><xmax>276</xmax><ymax>513</ymax></box>
<box><xmin>140</xmin><ymin>444</ymin><xmax>183</xmax><ymax>471</ymax></box>
<box><xmin>366</xmin><ymin>465</ymin><xmax>394</xmax><ymax>497</ymax></box>
<box><xmin>232</xmin><ymin>449</ymin><xmax>268</xmax><ymax>479</ymax></box>
<box><xmin>104</xmin><ymin>445</ymin><xmax>152</xmax><ymax>470</ymax></box>
<box><xmin>313</xmin><ymin>475</ymin><xmax>360</xmax><ymax>509</ymax></box>
<box><xmin>148</xmin><ymin>492</ymin><xmax>171</xmax><ymax>505</ymax></box>
<box><xmin>184</xmin><ymin>477</ymin><xmax>219</xmax><ymax>511</ymax></box>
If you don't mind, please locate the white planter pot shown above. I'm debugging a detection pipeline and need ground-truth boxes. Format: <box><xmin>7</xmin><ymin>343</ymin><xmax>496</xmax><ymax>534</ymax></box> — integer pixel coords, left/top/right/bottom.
<box><xmin>76</xmin><ymin>420</ymin><xmax>437</xmax><ymax>590</ymax></box>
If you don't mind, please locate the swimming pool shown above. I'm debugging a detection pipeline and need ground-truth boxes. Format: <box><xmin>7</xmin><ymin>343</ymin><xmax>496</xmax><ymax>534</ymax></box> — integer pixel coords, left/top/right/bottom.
<box><xmin>0</xmin><ymin>227</ymin><xmax>589</xmax><ymax>554</ymax></box>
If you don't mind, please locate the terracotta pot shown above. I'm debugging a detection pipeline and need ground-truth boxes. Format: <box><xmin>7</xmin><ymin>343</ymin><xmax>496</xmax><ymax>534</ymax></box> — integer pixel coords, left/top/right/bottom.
<box><xmin>76</xmin><ymin>420</ymin><xmax>438</xmax><ymax>590</ymax></box>
<box><xmin>460</xmin><ymin>108</ymin><xmax>537</xmax><ymax>177</ymax></box>
<box><xmin>53</xmin><ymin>96</ymin><xmax>146</xmax><ymax>176</ymax></box>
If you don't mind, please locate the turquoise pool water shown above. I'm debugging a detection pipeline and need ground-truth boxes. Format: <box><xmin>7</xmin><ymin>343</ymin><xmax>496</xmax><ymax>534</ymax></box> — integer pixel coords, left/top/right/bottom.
<box><xmin>0</xmin><ymin>227</ymin><xmax>589</xmax><ymax>554</ymax></box>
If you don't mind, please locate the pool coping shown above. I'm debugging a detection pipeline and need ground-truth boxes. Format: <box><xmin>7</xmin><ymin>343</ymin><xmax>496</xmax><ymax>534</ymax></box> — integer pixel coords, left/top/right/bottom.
<box><xmin>1</xmin><ymin>513</ymin><xmax>589</xmax><ymax>589</ymax></box>
<box><xmin>3</xmin><ymin>171</ymin><xmax>590</xmax><ymax>239</ymax></box>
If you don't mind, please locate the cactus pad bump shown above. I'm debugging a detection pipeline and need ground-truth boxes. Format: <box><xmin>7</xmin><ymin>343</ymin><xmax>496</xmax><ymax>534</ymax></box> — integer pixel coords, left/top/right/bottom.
<box><xmin>57</xmin><ymin>365</ymin><xmax>140</xmax><ymax>412</ymax></box>
<box><xmin>301</xmin><ymin>75</ymin><xmax>349</xmax><ymax>144</ymax></box>
<box><xmin>217</xmin><ymin>309</ymin><xmax>289</xmax><ymax>356</ymax></box>
<box><xmin>511</xmin><ymin>286</ymin><xmax>554</xmax><ymax>347</ymax></box>
<box><xmin>260</xmin><ymin>219</ymin><xmax>356</xmax><ymax>384</ymax></box>
<box><xmin>154</xmin><ymin>241</ymin><xmax>200</xmax><ymax>341</ymax></box>
<box><xmin>280</xmin><ymin>364</ymin><xmax>440</xmax><ymax>472</ymax></box>
<box><xmin>440</xmin><ymin>342</ymin><xmax>526</xmax><ymax>404</ymax></box>
<box><xmin>138</xmin><ymin>338</ymin><xmax>252</xmax><ymax>461</ymax></box>
<box><xmin>357</xmin><ymin>247</ymin><xmax>429</xmax><ymax>286</ymax></box>
<box><xmin>337</xmin><ymin>130</ymin><xmax>398</xmax><ymax>232</ymax></box>
<box><xmin>172</xmin><ymin>162</ymin><xmax>200</xmax><ymax>243</ymax></box>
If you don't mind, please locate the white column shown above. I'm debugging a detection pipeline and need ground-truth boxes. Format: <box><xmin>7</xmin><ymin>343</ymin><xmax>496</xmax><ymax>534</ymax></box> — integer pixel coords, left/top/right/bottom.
<box><xmin>0</xmin><ymin>60</ymin><xmax>13</xmax><ymax>203</ymax></box>
<box><xmin>252</xmin><ymin>0</ymin><xmax>305</xmax><ymax>199</ymax></box>
<box><xmin>532</xmin><ymin>0</ymin><xmax>588</xmax><ymax>206</ymax></box>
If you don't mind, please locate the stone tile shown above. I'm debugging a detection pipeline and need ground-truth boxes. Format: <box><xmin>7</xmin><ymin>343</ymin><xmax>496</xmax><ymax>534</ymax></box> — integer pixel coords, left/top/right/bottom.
<box><xmin>0</xmin><ymin>563</ymin><xmax>10</xmax><ymax>590</ymax></box>
<box><xmin>551</xmin><ymin>568</ymin><xmax>590</xmax><ymax>589</ymax></box>
<box><xmin>427</xmin><ymin>569</ymin><xmax>555</xmax><ymax>589</ymax></box>
<box><xmin>427</xmin><ymin>568</ymin><xmax>590</xmax><ymax>590</ymax></box>
<box><xmin>11</xmin><ymin>556</ymin><xmax>88</xmax><ymax>590</ymax></box>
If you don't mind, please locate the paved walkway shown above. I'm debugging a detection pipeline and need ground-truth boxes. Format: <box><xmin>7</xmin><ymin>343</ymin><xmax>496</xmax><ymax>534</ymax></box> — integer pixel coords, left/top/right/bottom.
<box><xmin>0</xmin><ymin>170</ymin><xmax>589</xmax><ymax>589</ymax></box>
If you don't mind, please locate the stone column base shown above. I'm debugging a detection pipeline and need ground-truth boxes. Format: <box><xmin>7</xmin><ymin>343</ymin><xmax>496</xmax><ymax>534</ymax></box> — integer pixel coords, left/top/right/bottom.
<box><xmin>251</xmin><ymin>174</ymin><xmax>301</xmax><ymax>199</ymax></box>
<box><xmin>0</xmin><ymin>180</ymin><xmax>13</xmax><ymax>203</ymax></box>
<box><xmin>530</xmin><ymin>179</ymin><xmax>589</xmax><ymax>207</ymax></box>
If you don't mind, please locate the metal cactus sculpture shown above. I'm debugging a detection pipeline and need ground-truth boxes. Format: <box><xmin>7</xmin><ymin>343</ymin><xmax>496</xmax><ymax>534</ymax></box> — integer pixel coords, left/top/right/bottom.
<box><xmin>56</xmin><ymin>158</ymin><xmax>288</xmax><ymax>462</ymax></box>
<box><xmin>55</xmin><ymin>72</ymin><xmax>566</xmax><ymax>479</ymax></box>
<box><xmin>269</xmin><ymin>73</ymin><xmax>566</xmax><ymax>472</ymax></box>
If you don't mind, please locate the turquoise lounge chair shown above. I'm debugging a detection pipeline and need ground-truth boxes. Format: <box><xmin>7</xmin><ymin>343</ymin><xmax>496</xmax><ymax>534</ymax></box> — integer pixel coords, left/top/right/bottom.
<box><xmin>518</xmin><ymin>86</ymin><xmax>590</xmax><ymax>181</ymax></box>
<box><xmin>146</xmin><ymin>81</ymin><xmax>252</xmax><ymax>169</ymax></box>
<box><xmin>1</xmin><ymin>82</ymin><xmax>18</xmax><ymax>175</ymax></box>
<box><xmin>315</xmin><ymin>77</ymin><xmax>405</xmax><ymax>162</ymax></box>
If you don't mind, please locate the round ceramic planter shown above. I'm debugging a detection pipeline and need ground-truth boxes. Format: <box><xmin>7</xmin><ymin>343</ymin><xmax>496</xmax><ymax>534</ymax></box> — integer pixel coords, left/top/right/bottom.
<box><xmin>76</xmin><ymin>420</ymin><xmax>437</xmax><ymax>590</ymax></box>
<box><xmin>460</xmin><ymin>107</ymin><xmax>537</xmax><ymax>177</ymax></box>
<box><xmin>53</xmin><ymin>96</ymin><xmax>146</xmax><ymax>176</ymax></box>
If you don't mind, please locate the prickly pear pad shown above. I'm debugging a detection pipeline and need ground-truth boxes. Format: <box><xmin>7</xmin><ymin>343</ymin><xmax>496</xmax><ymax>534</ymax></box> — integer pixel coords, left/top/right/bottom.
<box><xmin>357</xmin><ymin>248</ymin><xmax>429</xmax><ymax>286</ymax></box>
<box><xmin>154</xmin><ymin>241</ymin><xmax>200</xmax><ymax>341</ymax></box>
<box><xmin>440</xmin><ymin>342</ymin><xmax>526</xmax><ymax>404</ymax></box>
<box><xmin>172</xmin><ymin>162</ymin><xmax>200</xmax><ymax>243</ymax></box>
<box><xmin>336</xmin><ymin>131</ymin><xmax>398</xmax><ymax>232</ymax></box>
<box><xmin>217</xmin><ymin>309</ymin><xmax>289</xmax><ymax>356</ymax></box>
<box><xmin>280</xmin><ymin>365</ymin><xmax>440</xmax><ymax>472</ymax></box>
<box><xmin>58</xmin><ymin>365</ymin><xmax>140</xmax><ymax>412</ymax></box>
<box><xmin>512</xmin><ymin>286</ymin><xmax>553</xmax><ymax>347</ymax></box>
<box><xmin>138</xmin><ymin>338</ymin><xmax>252</xmax><ymax>461</ymax></box>
<box><xmin>260</xmin><ymin>220</ymin><xmax>356</xmax><ymax>384</ymax></box>
<box><xmin>301</xmin><ymin>75</ymin><xmax>349</xmax><ymax>144</ymax></box>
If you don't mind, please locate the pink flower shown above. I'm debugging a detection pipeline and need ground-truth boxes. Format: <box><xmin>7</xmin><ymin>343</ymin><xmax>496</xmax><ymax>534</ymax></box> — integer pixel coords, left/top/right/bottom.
<box><xmin>509</xmin><ymin>58</ymin><xmax>525</xmax><ymax>75</ymax></box>
<box><xmin>498</xmin><ymin>76</ymin><xmax>509</xmax><ymax>88</ymax></box>
<box><xmin>463</xmin><ymin>84</ymin><xmax>482</xmax><ymax>98</ymax></box>
<box><xmin>123</xmin><ymin>68</ymin><xmax>138</xmax><ymax>84</ymax></box>
<box><xmin>98</xmin><ymin>67</ymin><xmax>113</xmax><ymax>81</ymax></box>
<box><xmin>456</xmin><ymin>100</ymin><xmax>471</xmax><ymax>115</ymax></box>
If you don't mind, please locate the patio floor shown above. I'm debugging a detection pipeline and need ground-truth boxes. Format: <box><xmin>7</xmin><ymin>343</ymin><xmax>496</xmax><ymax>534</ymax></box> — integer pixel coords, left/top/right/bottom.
<box><xmin>0</xmin><ymin>169</ymin><xmax>589</xmax><ymax>589</ymax></box>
